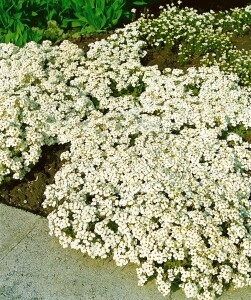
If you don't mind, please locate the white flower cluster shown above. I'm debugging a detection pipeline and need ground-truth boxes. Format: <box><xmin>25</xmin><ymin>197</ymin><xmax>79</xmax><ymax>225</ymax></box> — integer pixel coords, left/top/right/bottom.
<box><xmin>136</xmin><ymin>3</ymin><xmax>251</xmax><ymax>85</ymax></box>
<box><xmin>137</xmin><ymin>4</ymin><xmax>250</xmax><ymax>60</ymax></box>
<box><xmin>0</xmin><ymin>41</ymin><xmax>94</xmax><ymax>183</ymax></box>
<box><xmin>1</xmin><ymin>4</ymin><xmax>251</xmax><ymax>299</ymax></box>
<box><xmin>202</xmin><ymin>48</ymin><xmax>251</xmax><ymax>86</ymax></box>
<box><xmin>43</xmin><ymin>65</ymin><xmax>251</xmax><ymax>299</ymax></box>
<box><xmin>215</xmin><ymin>5</ymin><xmax>251</xmax><ymax>34</ymax></box>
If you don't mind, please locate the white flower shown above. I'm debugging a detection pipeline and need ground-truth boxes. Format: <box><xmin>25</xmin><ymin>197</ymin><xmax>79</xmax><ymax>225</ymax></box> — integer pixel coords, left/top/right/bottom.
<box><xmin>1</xmin><ymin>3</ymin><xmax>251</xmax><ymax>299</ymax></box>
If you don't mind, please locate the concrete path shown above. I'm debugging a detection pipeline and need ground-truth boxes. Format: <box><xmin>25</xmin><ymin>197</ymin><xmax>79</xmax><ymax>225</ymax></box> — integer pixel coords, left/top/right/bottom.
<box><xmin>1</xmin><ymin>203</ymin><xmax>251</xmax><ymax>300</ymax></box>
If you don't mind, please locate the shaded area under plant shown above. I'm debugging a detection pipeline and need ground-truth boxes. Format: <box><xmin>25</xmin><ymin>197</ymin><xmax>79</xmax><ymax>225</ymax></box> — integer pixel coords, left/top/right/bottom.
<box><xmin>0</xmin><ymin>143</ymin><xmax>69</xmax><ymax>217</ymax></box>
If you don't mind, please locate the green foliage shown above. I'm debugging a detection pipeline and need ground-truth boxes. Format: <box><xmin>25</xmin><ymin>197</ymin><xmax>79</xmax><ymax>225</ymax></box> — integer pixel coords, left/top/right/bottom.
<box><xmin>43</xmin><ymin>20</ymin><xmax>64</xmax><ymax>42</ymax></box>
<box><xmin>66</xmin><ymin>0</ymin><xmax>161</xmax><ymax>33</ymax></box>
<box><xmin>23</xmin><ymin>0</ymin><xmax>72</xmax><ymax>26</ymax></box>
<box><xmin>220</xmin><ymin>123</ymin><xmax>251</xmax><ymax>144</ymax></box>
<box><xmin>0</xmin><ymin>0</ymin><xmax>42</xmax><ymax>46</ymax></box>
<box><xmin>162</xmin><ymin>258</ymin><xmax>190</xmax><ymax>269</ymax></box>
<box><xmin>107</xmin><ymin>220</ymin><xmax>119</xmax><ymax>232</ymax></box>
<box><xmin>0</xmin><ymin>0</ymin><xmax>72</xmax><ymax>46</ymax></box>
<box><xmin>1</xmin><ymin>0</ymin><xmax>250</xmax><ymax>53</ymax></box>
<box><xmin>184</xmin><ymin>84</ymin><xmax>200</xmax><ymax>96</ymax></box>
<box><xmin>63</xmin><ymin>0</ymin><xmax>125</xmax><ymax>33</ymax></box>
<box><xmin>0</xmin><ymin>0</ymin><xmax>157</xmax><ymax>46</ymax></box>
<box><xmin>62</xmin><ymin>226</ymin><xmax>76</xmax><ymax>238</ymax></box>
<box><xmin>203</xmin><ymin>48</ymin><xmax>251</xmax><ymax>86</ymax></box>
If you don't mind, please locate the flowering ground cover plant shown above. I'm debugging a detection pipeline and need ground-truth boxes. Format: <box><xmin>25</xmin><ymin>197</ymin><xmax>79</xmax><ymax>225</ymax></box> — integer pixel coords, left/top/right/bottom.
<box><xmin>138</xmin><ymin>3</ymin><xmax>251</xmax><ymax>85</ymax></box>
<box><xmin>1</xmin><ymin>3</ymin><xmax>251</xmax><ymax>300</ymax></box>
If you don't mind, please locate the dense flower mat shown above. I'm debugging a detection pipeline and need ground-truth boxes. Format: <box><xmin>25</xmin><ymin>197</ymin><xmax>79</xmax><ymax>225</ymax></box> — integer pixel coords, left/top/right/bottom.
<box><xmin>1</xmin><ymin>4</ymin><xmax>251</xmax><ymax>300</ymax></box>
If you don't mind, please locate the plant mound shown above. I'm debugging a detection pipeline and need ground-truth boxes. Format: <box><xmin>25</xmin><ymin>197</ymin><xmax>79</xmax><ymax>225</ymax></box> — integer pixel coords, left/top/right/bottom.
<box><xmin>1</xmin><ymin>4</ymin><xmax>251</xmax><ymax>300</ymax></box>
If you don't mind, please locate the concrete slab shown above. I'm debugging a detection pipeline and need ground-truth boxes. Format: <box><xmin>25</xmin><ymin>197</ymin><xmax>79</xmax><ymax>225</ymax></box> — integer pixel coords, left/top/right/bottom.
<box><xmin>0</xmin><ymin>203</ymin><xmax>251</xmax><ymax>300</ymax></box>
<box><xmin>0</xmin><ymin>204</ymin><xmax>38</xmax><ymax>260</ymax></box>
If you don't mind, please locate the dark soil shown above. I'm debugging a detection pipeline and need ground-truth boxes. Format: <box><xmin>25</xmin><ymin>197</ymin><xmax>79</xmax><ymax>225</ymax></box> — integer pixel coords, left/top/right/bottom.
<box><xmin>1</xmin><ymin>1</ymin><xmax>251</xmax><ymax>217</ymax></box>
<box><xmin>0</xmin><ymin>143</ymin><xmax>69</xmax><ymax>217</ymax></box>
<box><xmin>141</xmin><ymin>47</ymin><xmax>203</xmax><ymax>71</ymax></box>
<box><xmin>66</xmin><ymin>31</ymin><xmax>114</xmax><ymax>52</ymax></box>
<box><xmin>232</xmin><ymin>30</ymin><xmax>251</xmax><ymax>51</ymax></box>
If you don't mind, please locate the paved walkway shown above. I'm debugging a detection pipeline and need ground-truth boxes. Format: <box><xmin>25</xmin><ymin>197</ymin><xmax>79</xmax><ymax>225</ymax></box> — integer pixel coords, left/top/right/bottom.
<box><xmin>1</xmin><ymin>203</ymin><xmax>251</xmax><ymax>300</ymax></box>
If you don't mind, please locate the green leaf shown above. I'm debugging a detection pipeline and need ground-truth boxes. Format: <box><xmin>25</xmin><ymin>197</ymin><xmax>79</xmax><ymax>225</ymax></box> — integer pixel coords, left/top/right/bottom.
<box><xmin>14</xmin><ymin>31</ymin><xmax>20</xmax><ymax>42</ymax></box>
<box><xmin>22</xmin><ymin>29</ymin><xmax>28</xmax><ymax>43</ymax></box>
<box><xmin>62</xmin><ymin>18</ymin><xmax>74</xmax><ymax>28</ymax></box>
<box><xmin>95</xmin><ymin>7</ymin><xmax>104</xmax><ymax>17</ymax></box>
<box><xmin>132</xmin><ymin>1</ymin><xmax>147</xmax><ymax>5</ymax></box>
<box><xmin>111</xmin><ymin>9</ymin><xmax>123</xmax><ymax>25</ymax></box>
<box><xmin>13</xmin><ymin>12</ymin><xmax>22</xmax><ymax>20</ymax></box>
<box><xmin>83</xmin><ymin>0</ymin><xmax>100</xmax><ymax>30</ymax></box>
<box><xmin>62</xmin><ymin>0</ymin><xmax>72</xmax><ymax>10</ymax></box>
<box><xmin>31</xmin><ymin>11</ymin><xmax>38</xmax><ymax>16</ymax></box>
<box><xmin>89</xmin><ymin>0</ymin><xmax>95</xmax><ymax>8</ymax></box>
<box><xmin>72</xmin><ymin>0</ymin><xmax>84</xmax><ymax>12</ymax></box>
<box><xmin>47</xmin><ymin>8</ymin><xmax>57</xmax><ymax>21</ymax></box>
<box><xmin>6</xmin><ymin>3</ymin><xmax>15</xmax><ymax>13</ymax></box>
<box><xmin>16</xmin><ymin>0</ymin><xmax>23</xmax><ymax>11</ymax></box>
<box><xmin>81</xmin><ymin>24</ymin><xmax>96</xmax><ymax>34</ymax></box>
<box><xmin>74</xmin><ymin>12</ymin><xmax>88</xmax><ymax>21</ymax></box>
<box><xmin>113</xmin><ymin>0</ymin><xmax>125</xmax><ymax>9</ymax></box>
<box><xmin>96</xmin><ymin>0</ymin><xmax>105</xmax><ymax>12</ymax></box>
<box><xmin>123</xmin><ymin>11</ymin><xmax>131</xmax><ymax>19</ymax></box>
<box><xmin>31</xmin><ymin>27</ymin><xmax>44</xmax><ymax>42</ymax></box>
<box><xmin>72</xmin><ymin>20</ymin><xmax>85</xmax><ymax>27</ymax></box>
<box><xmin>5</xmin><ymin>31</ymin><xmax>12</xmax><ymax>43</ymax></box>
<box><xmin>100</xmin><ymin>16</ymin><xmax>107</xmax><ymax>28</ymax></box>
<box><xmin>106</xmin><ymin>6</ymin><xmax>114</xmax><ymax>19</ymax></box>
<box><xmin>6</xmin><ymin>18</ymin><xmax>14</xmax><ymax>28</ymax></box>
<box><xmin>15</xmin><ymin>21</ymin><xmax>24</xmax><ymax>34</ymax></box>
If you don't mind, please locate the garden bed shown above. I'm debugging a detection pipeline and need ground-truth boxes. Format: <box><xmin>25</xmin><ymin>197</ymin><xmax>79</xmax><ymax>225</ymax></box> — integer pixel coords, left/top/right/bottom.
<box><xmin>1</xmin><ymin>28</ymin><xmax>251</xmax><ymax>217</ymax></box>
<box><xmin>1</xmin><ymin>2</ymin><xmax>251</xmax><ymax>217</ymax></box>
<box><xmin>1</xmin><ymin>2</ymin><xmax>251</xmax><ymax>300</ymax></box>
